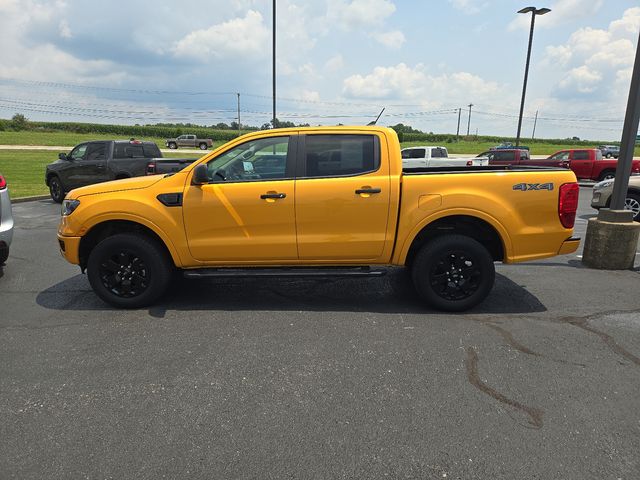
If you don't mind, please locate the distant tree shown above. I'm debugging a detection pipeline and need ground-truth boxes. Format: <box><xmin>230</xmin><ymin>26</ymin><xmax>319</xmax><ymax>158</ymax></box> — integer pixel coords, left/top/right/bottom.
<box><xmin>10</xmin><ymin>113</ymin><xmax>28</xmax><ymax>130</ymax></box>
<box><xmin>229</xmin><ymin>121</ymin><xmax>239</xmax><ymax>130</ymax></box>
<box><xmin>260</xmin><ymin>122</ymin><xmax>272</xmax><ymax>130</ymax></box>
<box><xmin>389</xmin><ymin>123</ymin><xmax>423</xmax><ymax>135</ymax></box>
<box><xmin>214</xmin><ymin>122</ymin><xmax>230</xmax><ymax>130</ymax></box>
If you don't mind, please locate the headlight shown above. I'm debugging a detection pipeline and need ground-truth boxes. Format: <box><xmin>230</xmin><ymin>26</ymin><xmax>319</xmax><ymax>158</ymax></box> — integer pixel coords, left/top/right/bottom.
<box><xmin>593</xmin><ymin>179</ymin><xmax>614</xmax><ymax>190</ymax></box>
<box><xmin>61</xmin><ymin>199</ymin><xmax>80</xmax><ymax>216</ymax></box>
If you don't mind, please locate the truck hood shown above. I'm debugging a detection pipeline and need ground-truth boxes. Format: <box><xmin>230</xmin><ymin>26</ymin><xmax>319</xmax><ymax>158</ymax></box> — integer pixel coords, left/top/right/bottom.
<box><xmin>69</xmin><ymin>176</ymin><xmax>164</xmax><ymax>199</ymax></box>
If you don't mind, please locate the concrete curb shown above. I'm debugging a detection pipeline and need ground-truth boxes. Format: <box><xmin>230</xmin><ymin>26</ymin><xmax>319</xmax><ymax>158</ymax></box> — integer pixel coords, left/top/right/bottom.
<box><xmin>12</xmin><ymin>195</ymin><xmax>51</xmax><ymax>204</ymax></box>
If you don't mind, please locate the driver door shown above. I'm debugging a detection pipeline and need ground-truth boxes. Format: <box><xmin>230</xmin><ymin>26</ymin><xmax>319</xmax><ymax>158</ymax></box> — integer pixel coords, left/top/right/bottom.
<box><xmin>183</xmin><ymin>135</ymin><xmax>298</xmax><ymax>263</ymax></box>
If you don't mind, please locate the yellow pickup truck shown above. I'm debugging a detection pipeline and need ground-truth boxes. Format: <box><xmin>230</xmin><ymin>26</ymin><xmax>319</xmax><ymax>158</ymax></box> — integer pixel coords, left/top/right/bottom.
<box><xmin>57</xmin><ymin>126</ymin><xmax>580</xmax><ymax>311</ymax></box>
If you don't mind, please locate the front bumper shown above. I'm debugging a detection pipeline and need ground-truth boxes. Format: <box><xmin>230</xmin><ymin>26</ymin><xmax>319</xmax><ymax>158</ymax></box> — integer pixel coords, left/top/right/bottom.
<box><xmin>57</xmin><ymin>234</ymin><xmax>82</xmax><ymax>265</ymax></box>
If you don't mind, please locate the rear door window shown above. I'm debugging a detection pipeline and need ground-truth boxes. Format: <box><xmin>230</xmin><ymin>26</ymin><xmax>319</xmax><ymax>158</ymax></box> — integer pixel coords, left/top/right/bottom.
<box><xmin>303</xmin><ymin>135</ymin><xmax>379</xmax><ymax>178</ymax></box>
<box><xmin>431</xmin><ymin>148</ymin><xmax>447</xmax><ymax>158</ymax></box>
<box><xmin>572</xmin><ymin>150</ymin><xmax>589</xmax><ymax>160</ymax></box>
<box><xmin>143</xmin><ymin>144</ymin><xmax>161</xmax><ymax>157</ymax></box>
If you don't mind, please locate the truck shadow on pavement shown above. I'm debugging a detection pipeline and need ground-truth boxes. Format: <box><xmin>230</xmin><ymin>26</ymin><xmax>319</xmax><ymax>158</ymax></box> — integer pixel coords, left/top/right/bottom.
<box><xmin>36</xmin><ymin>269</ymin><xmax>547</xmax><ymax>315</ymax></box>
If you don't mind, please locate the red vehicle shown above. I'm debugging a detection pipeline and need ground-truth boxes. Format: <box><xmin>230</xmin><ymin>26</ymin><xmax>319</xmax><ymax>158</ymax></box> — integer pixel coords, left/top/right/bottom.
<box><xmin>476</xmin><ymin>149</ymin><xmax>563</xmax><ymax>167</ymax></box>
<box><xmin>547</xmin><ymin>149</ymin><xmax>640</xmax><ymax>181</ymax></box>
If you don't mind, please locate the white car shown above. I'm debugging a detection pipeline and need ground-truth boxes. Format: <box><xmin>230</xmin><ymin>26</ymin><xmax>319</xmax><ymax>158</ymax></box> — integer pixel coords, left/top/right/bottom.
<box><xmin>401</xmin><ymin>146</ymin><xmax>488</xmax><ymax>169</ymax></box>
<box><xmin>0</xmin><ymin>174</ymin><xmax>14</xmax><ymax>264</ymax></box>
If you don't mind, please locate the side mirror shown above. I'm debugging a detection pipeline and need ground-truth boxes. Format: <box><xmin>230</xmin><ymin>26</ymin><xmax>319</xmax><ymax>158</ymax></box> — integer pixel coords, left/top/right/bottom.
<box><xmin>59</xmin><ymin>153</ymin><xmax>69</xmax><ymax>161</ymax></box>
<box><xmin>192</xmin><ymin>164</ymin><xmax>210</xmax><ymax>185</ymax></box>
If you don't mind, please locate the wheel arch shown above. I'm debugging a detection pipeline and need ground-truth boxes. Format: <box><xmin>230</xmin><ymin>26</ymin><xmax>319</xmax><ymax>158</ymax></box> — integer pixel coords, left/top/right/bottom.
<box><xmin>78</xmin><ymin>219</ymin><xmax>180</xmax><ymax>270</ymax></box>
<box><xmin>401</xmin><ymin>214</ymin><xmax>508</xmax><ymax>267</ymax></box>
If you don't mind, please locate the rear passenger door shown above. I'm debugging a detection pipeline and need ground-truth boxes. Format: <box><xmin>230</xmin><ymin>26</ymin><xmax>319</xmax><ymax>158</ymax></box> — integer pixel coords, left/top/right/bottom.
<box><xmin>569</xmin><ymin>150</ymin><xmax>593</xmax><ymax>179</ymax></box>
<box><xmin>294</xmin><ymin>133</ymin><xmax>390</xmax><ymax>261</ymax></box>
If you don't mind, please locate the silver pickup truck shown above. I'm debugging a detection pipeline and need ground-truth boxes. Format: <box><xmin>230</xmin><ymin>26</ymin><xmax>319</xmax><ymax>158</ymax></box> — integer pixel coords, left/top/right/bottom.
<box><xmin>165</xmin><ymin>134</ymin><xmax>213</xmax><ymax>150</ymax></box>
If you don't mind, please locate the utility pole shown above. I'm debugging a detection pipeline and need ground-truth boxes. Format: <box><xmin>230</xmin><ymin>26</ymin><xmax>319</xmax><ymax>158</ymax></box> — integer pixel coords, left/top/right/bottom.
<box><xmin>456</xmin><ymin>108</ymin><xmax>461</xmax><ymax>141</ymax></box>
<box><xmin>531</xmin><ymin>109</ymin><xmax>538</xmax><ymax>139</ymax></box>
<box><xmin>272</xmin><ymin>0</ymin><xmax>276</xmax><ymax>127</ymax></box>
<box><xmin>237</xmin><ymin>93</ymin><xmax>241</xmax><ymax>136</ymax></box>
<box><xmin>466</xmin><ymin>103</ymin><xmax>473</xmax><ymax>136</ymax></box>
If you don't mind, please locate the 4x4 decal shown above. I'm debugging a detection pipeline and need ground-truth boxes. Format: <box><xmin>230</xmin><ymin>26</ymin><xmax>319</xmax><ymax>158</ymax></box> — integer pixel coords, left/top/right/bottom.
<box><xmin>513</xmin><ymin>182</ymin><xmax>554</xmax><ymax>191</ymax></box>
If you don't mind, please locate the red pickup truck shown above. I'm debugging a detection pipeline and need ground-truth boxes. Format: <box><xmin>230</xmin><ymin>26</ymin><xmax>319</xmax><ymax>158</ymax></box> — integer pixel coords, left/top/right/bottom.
<box><xmin>547</xmin><ymin>149</ymin><xmax>640</xmax><ymax>181</ymax></box>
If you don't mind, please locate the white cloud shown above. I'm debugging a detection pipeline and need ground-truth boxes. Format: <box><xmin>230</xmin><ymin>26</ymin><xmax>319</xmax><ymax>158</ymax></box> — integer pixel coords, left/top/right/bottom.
<box><xmin>373</xmin><ymin>30</ymin><xmax>405</xmax><ymax>49</ymax></box>
<box><xmin>342</xmin><ymin>63</ymin><xmax>502</xmax><ymax>104</ymax></box>
<box><xmin>448</xmin><ymin>0</ymin><xmax>488</xmax><ymax>15</ymax></box>
<box><xmin>172</xmin><ymin>10</ymin><xmax>269</xmax><ymax>60</ymax></box>
<box><xmin>324</xmin><ymin>54</ymin><xmax>344</xmax><ymax>72</ymax></box>
<box><xmin>327</xmin><ymin>0</ymin><xmax>396</xmax><ymax>29</ymax></box>
<box><xmin>558</xmin><ymin>66</ymin><xmax>602</xmax><ymax>93</ymax></box>
<box><xmin>545</xmin><ymin>7</ymin><xmax>640</xmax><ymax>100</ymax></box>
<box><xmin>508</xmin><ymin>0</ymin><xmax>604</xmax><ymax>31</ymax></box>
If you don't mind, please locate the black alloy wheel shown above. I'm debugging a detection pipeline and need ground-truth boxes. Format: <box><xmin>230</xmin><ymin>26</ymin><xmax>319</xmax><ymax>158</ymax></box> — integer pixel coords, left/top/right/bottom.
<box><xmin>49</xmin><ymin>176</ymin><xmax>65</xmax><ymax>203</ymax></box>
<box><xmin>87</xmin><ymin>233</ymin><xmax>172</xmax><ymax>308</ymax></box>
<box><xmin>412</xmin><ymin>234</ymin><xmax>495</xmax><ymax>312</ymax></box>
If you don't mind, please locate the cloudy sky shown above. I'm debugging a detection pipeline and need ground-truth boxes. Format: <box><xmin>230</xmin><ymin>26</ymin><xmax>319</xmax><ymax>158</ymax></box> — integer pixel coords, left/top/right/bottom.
<box><xmin>0</xmin><ymin>0</ymin><xmax>639</xmax><ymax>140</ymax></box>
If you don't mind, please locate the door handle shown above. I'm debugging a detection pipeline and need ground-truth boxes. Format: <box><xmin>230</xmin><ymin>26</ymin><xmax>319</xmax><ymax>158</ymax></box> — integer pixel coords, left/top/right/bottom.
<box><xmin>355</xmin><ymin>187</ymin><xmax>381</xmax><ymax>195</ymax></box>
<box><xmin>260</xmin><ymin>192</ymin><xmax>286</xmax><ymax>199</ymax></box>
<box><xmin>96</xmin><ymin>165</ymin><xmax>105</xmax><ymax>170</ymax></box>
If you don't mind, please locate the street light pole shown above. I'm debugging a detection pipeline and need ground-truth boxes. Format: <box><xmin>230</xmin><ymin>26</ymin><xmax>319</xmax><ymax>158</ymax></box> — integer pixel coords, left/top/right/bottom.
<box><xmin>272</xmin><ymin>0</ymin><xmax>276</xmax><ymax>127</ymax></box>
<box><xmin>515</xmin><ymin>6</ymin><xmax>550</xmax><ymax>147</ymax></box>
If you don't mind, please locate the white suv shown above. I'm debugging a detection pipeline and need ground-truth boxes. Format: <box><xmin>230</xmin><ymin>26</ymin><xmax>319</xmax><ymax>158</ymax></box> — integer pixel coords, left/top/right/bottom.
<box><xmin>0</xmin><ymin>174</ymin><xmax>14</xmax><ymax>264</ymax></box>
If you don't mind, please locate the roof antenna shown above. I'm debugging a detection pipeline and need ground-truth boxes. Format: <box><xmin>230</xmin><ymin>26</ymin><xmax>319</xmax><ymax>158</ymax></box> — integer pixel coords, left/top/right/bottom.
<box><xmin>367</xmin><ymin>107</ymin><xmax>385</xmax><ymax>125</ymax></box>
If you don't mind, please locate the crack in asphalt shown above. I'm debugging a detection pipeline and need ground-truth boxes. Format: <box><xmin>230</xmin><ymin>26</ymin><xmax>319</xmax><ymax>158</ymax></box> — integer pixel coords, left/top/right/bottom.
<box><xmin>564</xmin><ymin>317</ymin><xmax>640</xmax><ymax>367</ymax></box>
<box><xmin>464</xmin><ymin>346</ymin><xmax>544</xmax><ymax>429</ymax></box>
<box><xmin>484</xmin><ymin>323</ymin><xmax>587</xmax><ymax>368</ymax></box>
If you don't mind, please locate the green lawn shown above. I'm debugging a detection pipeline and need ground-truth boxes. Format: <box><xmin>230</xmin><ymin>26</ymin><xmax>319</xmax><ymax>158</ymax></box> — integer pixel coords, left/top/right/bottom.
<box><xmin>0</xmin><ymin>150</ymin><xmax>204</xmax><ymax>198</ymax></box>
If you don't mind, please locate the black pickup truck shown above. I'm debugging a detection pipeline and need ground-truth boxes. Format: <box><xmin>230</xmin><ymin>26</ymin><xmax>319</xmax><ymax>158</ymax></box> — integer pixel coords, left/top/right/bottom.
<box><xmin>45</xmin><ymin>140</ymin><xmax>196</xmax><ymax>202</ymax></box>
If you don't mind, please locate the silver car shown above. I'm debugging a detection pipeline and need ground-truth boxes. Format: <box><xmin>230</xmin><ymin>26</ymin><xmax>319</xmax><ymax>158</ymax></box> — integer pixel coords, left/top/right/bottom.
<box><xmin>591</xmin><ymin>175</ymin><xmax>640</xmax><ymax>221</ymax></box>
<box><xmin>0</xmin><ymin>174</ymin><xmax>14</xmax><ymax>264</ymax></box>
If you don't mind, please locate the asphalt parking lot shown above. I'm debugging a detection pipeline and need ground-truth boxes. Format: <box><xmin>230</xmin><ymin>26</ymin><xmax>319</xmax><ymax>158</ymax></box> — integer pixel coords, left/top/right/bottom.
<box><xmin>1</xmin><ymin>187</ymin><xmax>639</xmax><ymax>479</ymax></box>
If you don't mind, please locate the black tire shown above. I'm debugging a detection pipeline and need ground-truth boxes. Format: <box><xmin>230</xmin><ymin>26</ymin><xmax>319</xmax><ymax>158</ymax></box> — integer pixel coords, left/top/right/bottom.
<box><xmin>0</xmin><ymin>247</ymin><xmax>8</xmax><ymax>265</ymax></box>
<box><xmin>411</xmin><ymin>234</ymin><xmax>495</xmax><ymax>312</ymax></box>
<box><xmin>606</xmin><ymin>153</ymin><xmax>612</xmax><ymax>158</ymax></box>
<box><xmin>168</xmin><ymin>142</ymin><xmax>177</xmax><ymax>149</ymax></box>
<box><xmin>48</xmin><ymin>175</ymin><xmax>65</xmax><ymax>203</ymax></box>
<box><xmin>625</xmin><ymin>192</ymin><xmax>640</xmax><ymax>221</ymax></box>
<box><xmin>87</xmin><ymin>233</ymin><xmax>173</xmax><ymax>308</ymax></box>
<box><xmin>199</xmin><ymin>143</ymin><xmax>208</xmax><ymax>150</ymax></box>
<box><xmin>598</xmin><ymin>170</ymin><xmax>615</xmax><ymax>181</ymax></box>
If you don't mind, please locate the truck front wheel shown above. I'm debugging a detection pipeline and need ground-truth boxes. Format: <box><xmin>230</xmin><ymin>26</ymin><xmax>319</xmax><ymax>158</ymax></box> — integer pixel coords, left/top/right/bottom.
<box><xmin>411</xmin><ymin>234</ymin><xmax>495</xmax><ymax>312</ymax></box>
<box><xmin>48</xmin><ymin>175</ymin><xmax>65</xmax><ymax>203</ymax></box>
<box><xmin>168</xmin><ymin>142</ymin><xmax>177</xmax><ymax>149</ymax></box>
<box><xmin>598</xmin><ymin>170</ymin><xmax>615</xmax><ymax>181</ymax></box>
<box><xmin>87</xmin><ymin>233</ymin><xmax>173</xmax><ymax>308</ymax></box>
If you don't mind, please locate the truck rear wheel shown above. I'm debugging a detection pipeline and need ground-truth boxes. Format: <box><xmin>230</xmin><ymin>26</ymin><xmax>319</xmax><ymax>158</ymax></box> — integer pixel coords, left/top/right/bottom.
<box><xmin>411</xmin><ymin>234</ymin><xmax>495</xmax><ymax>312</ymax></box>
<box><xmin>199</xmin><ymin>143</ymin><xmax>208</xmax><ymax>150</ymax></box>
<box><xmin>87</xmin><ymin>233</ymin><xmax>172</xmax><ymax>309</ymax></box>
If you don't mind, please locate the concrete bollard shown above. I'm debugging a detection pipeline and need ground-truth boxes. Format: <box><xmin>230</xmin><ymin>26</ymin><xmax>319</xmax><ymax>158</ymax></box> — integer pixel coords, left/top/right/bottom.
<box><xmin>582</xmin><ymin>212</ymin><xmax>640</xmax><ymax>270</ymax></box>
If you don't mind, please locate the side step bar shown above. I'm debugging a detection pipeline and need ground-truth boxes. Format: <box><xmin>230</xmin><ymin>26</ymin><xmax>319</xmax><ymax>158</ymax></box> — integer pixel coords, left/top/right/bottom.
<box><xmin>183</xmin><ymin>266</ymin><xmax>387</xmax><ymax>279</ymax></box>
